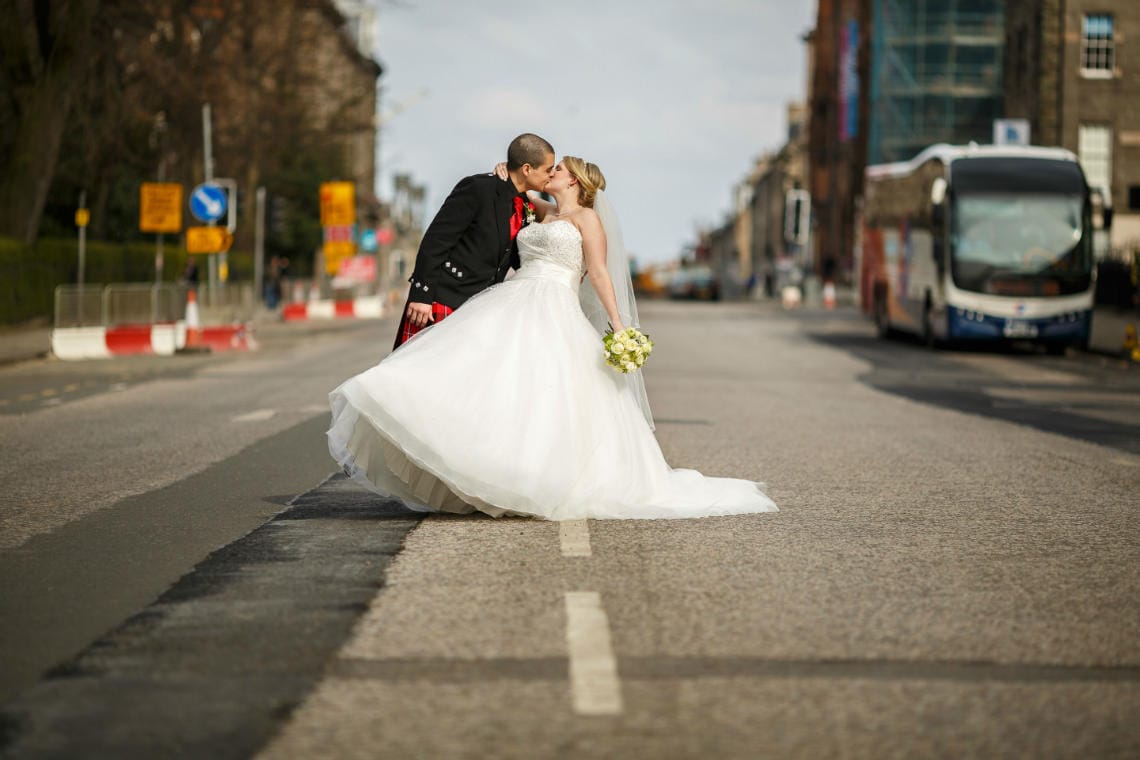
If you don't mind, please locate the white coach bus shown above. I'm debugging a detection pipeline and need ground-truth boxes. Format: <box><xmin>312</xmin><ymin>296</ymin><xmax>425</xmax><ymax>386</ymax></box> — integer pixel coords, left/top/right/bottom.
<box><xmin>859</xmin><ymin>143</ymin><xmax>1108</xmax><ymax>352</ymax></box>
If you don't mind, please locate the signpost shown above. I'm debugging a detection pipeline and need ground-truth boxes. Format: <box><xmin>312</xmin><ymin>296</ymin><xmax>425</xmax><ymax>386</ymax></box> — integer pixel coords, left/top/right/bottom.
<box><xmin>320</xmin><ymin>182</ymin><xmax>356</xmax><ymax>277</ymax></box>
<box><xmin>140</xmin><ymin>183</ymin><xmax>184</xmax><ymax>233</ymax></box>
<box><xmin>320</xmin><ymin>182</ymin><xmax>355</xmax><ymax>226</ymax></box>
<box><xmin>140</xmin><ymin>182</ymin><xmax>183</xmax><ymax>284</ymax></box>
<box><xmin>77</xmin><ymin>191</ymin><xmax>88</xmax><ymax>324</ymax></box>
<box><xmin>190</xmin><ymin>183</ymin><xmax>227</xmax><ymax>223</ymax></box>
<box><xmin>188</xmin><ymin>179</ymin><xmax>237</xmax><ymax>283</ymax></box>
<box><xmin>993</xmin><ymin>119</ymin><xmax>1030</xmax><ymax>146</ymax></box>
<box><xmin>186</xmin><ymin>226</ymin><xmax>234</xmax><ymax>254</ymax></box>
<box><xmin>323</xmin><ymin>224</ymin><xmax>355</xmax><ymax>275</ymax></box>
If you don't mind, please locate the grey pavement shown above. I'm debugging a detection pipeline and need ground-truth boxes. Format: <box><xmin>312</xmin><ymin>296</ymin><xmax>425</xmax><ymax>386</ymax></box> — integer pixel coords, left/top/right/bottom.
<box><xmin>0</xmin><ymin>301</ymin><xmax>1137</xmax><ymax>758</ymax></box>
<box><xmin>0</xmin><ymin>323</ymin><xmax>50</xmax><ymax>366</ymax></box>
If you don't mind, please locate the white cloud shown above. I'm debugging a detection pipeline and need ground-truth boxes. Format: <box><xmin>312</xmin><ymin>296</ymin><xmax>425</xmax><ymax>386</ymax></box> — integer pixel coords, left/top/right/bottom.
<box><xmin>375</xmin><ymin>0</ymin><xmax>816</xmax><ymax>262</ymax></box>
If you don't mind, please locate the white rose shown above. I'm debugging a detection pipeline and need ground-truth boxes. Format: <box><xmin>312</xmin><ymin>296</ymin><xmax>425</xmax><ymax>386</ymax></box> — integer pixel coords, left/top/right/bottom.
<box><xmin>623</xmin><ymin>361</ymin><xmax>636</xmax><ymax>372</ymax></box>
<box><xmin>635</xmin><ymin>354</ymin><xmax>645</xmax><ymax>366</ymax></box>
<box><xmin>611</xmin><ymin>341</ymin><xmax>625</xmax><ymax>354</ymax></box>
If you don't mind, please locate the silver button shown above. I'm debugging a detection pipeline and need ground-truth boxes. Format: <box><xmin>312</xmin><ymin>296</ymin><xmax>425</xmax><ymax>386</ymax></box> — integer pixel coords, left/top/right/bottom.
<box><xmin>444</xmin><ymin>261</ymin><xmax>450</xmax><ymax>267</ymax></box>
<box><xmin>457</xmin><ymin>272</ymin><xmax>463</xmax><ymax>278</ymax></box>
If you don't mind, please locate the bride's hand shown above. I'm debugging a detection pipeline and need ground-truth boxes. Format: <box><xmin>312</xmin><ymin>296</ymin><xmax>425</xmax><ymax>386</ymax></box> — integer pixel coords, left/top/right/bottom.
<box><xmin>492</xmin><ymin>162</ymin><xmax>508</xmax><ymax>180</ymax></box>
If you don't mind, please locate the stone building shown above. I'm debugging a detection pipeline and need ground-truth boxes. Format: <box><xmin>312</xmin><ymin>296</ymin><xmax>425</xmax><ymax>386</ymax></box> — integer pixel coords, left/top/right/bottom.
<box><xmin>297</xmin><ymin>2</ymin><xmax>383</xmax><ymax>221</ymax></box>
<box><xmin>1004</xmin><ymin>0</ymin><xmax>1140</xmax><ymax>250</ymax></box>
<box><xmin>807</xmin><ymin>0</ymin><xmax>871</xmax><ymax>284</ymax></box>
<box><xmin>747</xmin><ymin>104</ymin><xmax>810</xmax><ymax>296</ymax></box>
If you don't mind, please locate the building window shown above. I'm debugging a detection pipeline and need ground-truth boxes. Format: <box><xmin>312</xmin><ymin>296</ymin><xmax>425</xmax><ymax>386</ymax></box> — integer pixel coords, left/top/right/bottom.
<box><xmin>1078</xmin><ymin>125</ymin><xmax>1113</xmax><ymax>195</ymax></box>
<box><xmin>1128</xmin><ymin>186</ymin><xmax>1140</xmax><ymax>212</ymax></box>
<box><xmin>1080</xmin><ymin>14</ymin><xmax>1114</xmax><ymax>76</ymax></box>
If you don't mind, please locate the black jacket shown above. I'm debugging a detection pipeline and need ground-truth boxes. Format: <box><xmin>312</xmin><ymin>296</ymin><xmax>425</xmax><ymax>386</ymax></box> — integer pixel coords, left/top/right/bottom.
<box><xmin>407</xmin><ymin>173</ymin><xmax>526</xmax><ymax>309</ymax></box>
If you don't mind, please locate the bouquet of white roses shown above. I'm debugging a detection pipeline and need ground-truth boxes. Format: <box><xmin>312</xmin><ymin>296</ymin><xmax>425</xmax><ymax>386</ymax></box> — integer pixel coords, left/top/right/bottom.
<box><xmin>603</xmin><ymin>326</ymin><xmax>654</xmax><ymax>373</ymax></box>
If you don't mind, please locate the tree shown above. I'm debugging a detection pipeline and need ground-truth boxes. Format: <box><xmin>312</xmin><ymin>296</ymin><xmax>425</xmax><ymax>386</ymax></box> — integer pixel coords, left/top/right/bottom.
<box><xmin>0</xmin><ymin>0</ymin><xmax>100</xmax><ymax>243</ymax></box>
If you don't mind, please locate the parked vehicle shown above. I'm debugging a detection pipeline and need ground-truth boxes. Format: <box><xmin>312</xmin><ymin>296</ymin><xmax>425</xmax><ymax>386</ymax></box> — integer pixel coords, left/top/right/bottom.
<box><xmin>860</xmin><ymin>143</ymin><xmax>1110</xmax><ymax>352</ymax></box>
<box><xmin>668</xmin><ymin>266</ymin><xmax>720</xmax><ymax>301</ymax></box>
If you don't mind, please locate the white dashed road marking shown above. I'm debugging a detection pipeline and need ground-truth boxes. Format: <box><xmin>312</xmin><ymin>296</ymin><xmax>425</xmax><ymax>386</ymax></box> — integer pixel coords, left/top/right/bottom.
<box><xmin>559</xmin><ymin>519</ymin><xmax>592</xmax><ymax>557</ymax></box>
<box><xmin>564</xmin><ymin>591</ymin><xmax>623</xmax><ymax>716</ymax></box>
<box><xmin>232</xmin><ymin>409</ymin><xmax>277</xmax><ymax>423</ymax></box>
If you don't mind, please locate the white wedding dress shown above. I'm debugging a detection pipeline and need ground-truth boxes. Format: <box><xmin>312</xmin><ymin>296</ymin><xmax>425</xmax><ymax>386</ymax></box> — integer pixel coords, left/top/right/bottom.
<box><xmin>327</xmin><ymin>219</ymin><xmax>777</xmax><ymax>520</ymax></box>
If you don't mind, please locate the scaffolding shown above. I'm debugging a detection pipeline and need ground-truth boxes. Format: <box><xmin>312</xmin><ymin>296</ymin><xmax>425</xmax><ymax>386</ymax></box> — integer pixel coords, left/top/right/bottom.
<box><xmin>869</xmin><ymin>0</ymin><xmax>1005</xmax><ymax>164</ymax></box>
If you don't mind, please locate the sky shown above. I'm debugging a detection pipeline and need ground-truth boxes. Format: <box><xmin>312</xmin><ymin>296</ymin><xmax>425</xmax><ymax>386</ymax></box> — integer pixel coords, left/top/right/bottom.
<box><xmin>371</xmin><ymin>0</ymin><xmax>817</xmax><ymax>264</ymax></box>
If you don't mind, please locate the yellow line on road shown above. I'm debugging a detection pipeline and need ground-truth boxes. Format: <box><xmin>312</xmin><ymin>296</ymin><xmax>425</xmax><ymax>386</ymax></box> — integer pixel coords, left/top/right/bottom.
<box><xmin>41</xmin><ymin>388</ymin><xmax>58</xmax><ymax>397</ymax></box>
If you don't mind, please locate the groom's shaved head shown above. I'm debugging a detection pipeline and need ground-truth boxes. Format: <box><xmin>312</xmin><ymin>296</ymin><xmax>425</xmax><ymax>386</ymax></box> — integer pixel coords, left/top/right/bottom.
<box><xmin>507</xmin><ymin>133</ymin><xmax>554</xmax><ymax>170</ymax></box>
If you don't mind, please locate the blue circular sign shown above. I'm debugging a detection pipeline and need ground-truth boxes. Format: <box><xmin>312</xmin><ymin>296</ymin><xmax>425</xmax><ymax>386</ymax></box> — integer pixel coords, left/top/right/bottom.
<box><xmin>190</xmin><ymin>183</ymin><xmax>227</xmax><ymax>223</ymax></box>
<box><xmin>360</xmin><ymin>228</ymin><xmax>378</xmax><ymax>252</ymax></box>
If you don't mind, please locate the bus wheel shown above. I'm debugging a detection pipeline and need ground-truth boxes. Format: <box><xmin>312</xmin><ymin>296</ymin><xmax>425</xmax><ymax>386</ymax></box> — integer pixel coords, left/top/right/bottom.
<box><xmin>874</xmin><ymin>295</ymin><xmax>890</xmax><ymax>338</ymax></box>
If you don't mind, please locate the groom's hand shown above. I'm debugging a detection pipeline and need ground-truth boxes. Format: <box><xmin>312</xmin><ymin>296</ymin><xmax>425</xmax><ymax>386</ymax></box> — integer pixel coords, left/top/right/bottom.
<box><xmin>406</xmin><ymin>302</ymin><xmax>434</xmax><ymax>328</ymax></box>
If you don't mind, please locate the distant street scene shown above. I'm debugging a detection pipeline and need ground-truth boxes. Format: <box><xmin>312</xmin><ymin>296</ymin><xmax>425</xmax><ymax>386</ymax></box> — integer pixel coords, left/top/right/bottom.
<box><xmin>1</xmin><ymin>1</ymin><xmax>1138</xmax><ymax>758</ymax></box>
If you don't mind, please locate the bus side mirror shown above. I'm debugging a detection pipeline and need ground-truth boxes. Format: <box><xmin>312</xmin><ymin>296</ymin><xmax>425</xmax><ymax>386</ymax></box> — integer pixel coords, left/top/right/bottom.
<box><xmin>930</xmin><ymin>177</ymin><xmax>947</xmax><ymax>205</ymax></box>
<box><xmin>930</xmin><ymin>178</ymin><xmax>947</xmax><ymax>227</ymax></box>
<box><xmin>1090</xmin><ymin>186</ymin><xmax>1113</xmax><ymax>230</ymax></box>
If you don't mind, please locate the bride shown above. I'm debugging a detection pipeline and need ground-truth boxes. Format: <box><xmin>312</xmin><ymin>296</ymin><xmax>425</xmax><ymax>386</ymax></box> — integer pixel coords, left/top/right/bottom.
<box><xmin>327</xmin><ymin>156</ymin><xmax>777</xmax><ymax>520</ymax></box>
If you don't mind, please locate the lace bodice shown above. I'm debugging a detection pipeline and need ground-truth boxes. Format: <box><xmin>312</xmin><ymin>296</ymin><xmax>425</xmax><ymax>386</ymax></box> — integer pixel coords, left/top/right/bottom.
<box><xmin>515</xmin><ymin>221</ymin><xmax>584</xmax><ymax>287</ymax></box>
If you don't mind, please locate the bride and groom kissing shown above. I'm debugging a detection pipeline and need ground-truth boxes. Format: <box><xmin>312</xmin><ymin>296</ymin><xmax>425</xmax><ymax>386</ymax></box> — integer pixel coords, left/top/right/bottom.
<box><xmin>327</xmin><ymin>133</ymin><xmax>777</xmax><ymax>521</ymax></box>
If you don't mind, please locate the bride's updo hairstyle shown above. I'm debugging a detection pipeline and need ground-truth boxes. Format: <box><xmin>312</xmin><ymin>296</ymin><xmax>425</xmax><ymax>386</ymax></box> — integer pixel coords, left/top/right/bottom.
<box><xmin>563</xmin><ymin>156</ymin><xmax>606</xmax><ymax>208</ymax></box>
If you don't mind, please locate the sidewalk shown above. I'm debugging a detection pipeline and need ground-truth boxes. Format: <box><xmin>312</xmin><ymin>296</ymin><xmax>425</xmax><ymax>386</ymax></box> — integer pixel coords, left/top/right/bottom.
<box><xmin>1090</xmin><ymin>305</ymin><xmax>1138</xmax><ymax>356</ymax></box>
<box><xmin>0</xmin><ymin>322</ymin><xmax>52</xmax><ymax>365</ymax></box>
<box><xmin>0</xmin><ymin>308</ymin><xmax>282</xmax><ymax>366</ymax></box>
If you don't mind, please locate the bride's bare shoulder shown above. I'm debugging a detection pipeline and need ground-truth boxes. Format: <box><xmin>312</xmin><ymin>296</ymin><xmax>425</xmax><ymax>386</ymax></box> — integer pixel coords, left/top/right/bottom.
<box><xmin>574</xmin><ymin>207</ymin><xmax>602</xmax><ymax>231</ymax></box>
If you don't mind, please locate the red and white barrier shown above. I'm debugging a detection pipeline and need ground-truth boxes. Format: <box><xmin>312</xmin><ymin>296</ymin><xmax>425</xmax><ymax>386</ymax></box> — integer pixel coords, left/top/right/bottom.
<box><xmin>51</xmin><ymin>321</ymin><xmax>254</xmax><ymax>360</ymax></box>
<box><xmin>282</xmin><ymin>296</ymin><xmax>384</xmax><ymax>322</ymax></box>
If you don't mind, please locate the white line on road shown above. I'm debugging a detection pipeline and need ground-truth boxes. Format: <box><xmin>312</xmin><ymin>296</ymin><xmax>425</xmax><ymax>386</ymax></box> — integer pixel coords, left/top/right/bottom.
<box><xmin>232</xmin><ymin>409</ymin><xmax>277</xmax><ymax>423</ymax></box>
<box><xmin>300</xmin><ymin>404</ymin><xmax>330</xmax><ymax>415</ymax></box>
<box><xmin>559</xmin><ymin>519</ymin><xmax>592</xmax><ymax>557</ymax></box>
<box><xmin>564</xmin><ymin>591</ymin><xmax>622</xmax><ymax>716</ymax></box>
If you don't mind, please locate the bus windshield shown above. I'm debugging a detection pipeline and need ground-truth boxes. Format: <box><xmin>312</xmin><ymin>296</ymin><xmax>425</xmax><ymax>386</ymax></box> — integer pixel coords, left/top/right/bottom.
<box><xmin>951</xmin><ymin>193</ymin><xmax>1092</xmax><ymax>294</ymax></box>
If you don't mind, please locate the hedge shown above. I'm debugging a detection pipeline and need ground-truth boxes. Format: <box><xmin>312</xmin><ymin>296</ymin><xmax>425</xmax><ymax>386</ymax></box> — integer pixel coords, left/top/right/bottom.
<box><xmin>0</xmin><ymin>236</ymin><xmax>253</xmax><ymax>325</ymax></box>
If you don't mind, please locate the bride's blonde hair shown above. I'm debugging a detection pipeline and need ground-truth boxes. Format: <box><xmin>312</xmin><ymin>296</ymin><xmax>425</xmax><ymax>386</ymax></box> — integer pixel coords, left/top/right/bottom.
<box><xmin>563</xmin><ymin>156</ymin><xmax>606</xmax><ymax>208</ymax></box>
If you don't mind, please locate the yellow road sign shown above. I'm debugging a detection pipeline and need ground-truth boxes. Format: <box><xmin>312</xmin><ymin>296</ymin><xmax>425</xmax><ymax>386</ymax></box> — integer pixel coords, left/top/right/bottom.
<box><xmin>324</xmin><ymin>241</ymin><xmax>355</xmax><ymax>274</ymax></box>
<box><xmin>75</xmin><ymin>209</ymin><xmax>90</xmax><ymax>228</ymax></box>
<box><xmin>320</xmin><ymin>182</ymin><xmax>355</xmax><ymax>227</ymax></box>
<box><xmin>140</xmin><ymin>183</ymin><xmax>184</xmax><ymax>233</ymax></box>
<box><xmin>186</xmin><ymin>225</ymin><xmax>233</xmax><ymax>254</ymax></box>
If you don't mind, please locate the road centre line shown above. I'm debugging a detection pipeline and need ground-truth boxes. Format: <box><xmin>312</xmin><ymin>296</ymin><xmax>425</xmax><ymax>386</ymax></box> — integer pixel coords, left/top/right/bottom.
<box><xmin>564</xmin><ymin>591</ymin><xmax>623</xmax><ymax>716</ymax></box>
<box><xmin>232</xmin><ymin>409</ymin><xmax>277</xmax><ymax>423</ymax></box>
<box><xmin>559</xmin><ymin>519</ymin><xmax>592</xmax><ymax>557</ymax></box>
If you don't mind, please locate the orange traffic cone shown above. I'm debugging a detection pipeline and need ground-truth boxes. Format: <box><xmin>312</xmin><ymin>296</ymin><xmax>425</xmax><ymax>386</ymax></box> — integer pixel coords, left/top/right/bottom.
<box><xmin>179</xmin><ymin>288</ymin><xmax>209</xmax><ymax>353</ymax></box>
<box><xmin>822</xmin><ymin>280</ymin><xmax>837</xmax><ymax>310</ymax></box>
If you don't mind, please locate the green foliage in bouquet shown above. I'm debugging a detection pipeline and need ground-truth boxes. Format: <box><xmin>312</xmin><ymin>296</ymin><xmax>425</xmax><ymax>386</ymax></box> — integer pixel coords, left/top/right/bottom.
<box><xmin>603</xmin><ymin>326</ymin><xmax>654</xmax><ymax>373</ymax></box>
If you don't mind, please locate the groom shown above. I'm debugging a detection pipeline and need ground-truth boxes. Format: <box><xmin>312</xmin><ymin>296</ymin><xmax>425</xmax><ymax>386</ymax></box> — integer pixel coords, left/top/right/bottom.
<box><xmin>393</xmin><ymin>133</ymin><xmax>556</xmax><ymax>349</ymax></box>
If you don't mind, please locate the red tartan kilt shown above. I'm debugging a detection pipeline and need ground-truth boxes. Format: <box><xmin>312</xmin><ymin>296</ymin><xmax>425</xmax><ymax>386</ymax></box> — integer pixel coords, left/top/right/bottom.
<box><xmin>393</xmin><ymin>301</ymin><xmax>454</xmax><ymax>350</ymax></box>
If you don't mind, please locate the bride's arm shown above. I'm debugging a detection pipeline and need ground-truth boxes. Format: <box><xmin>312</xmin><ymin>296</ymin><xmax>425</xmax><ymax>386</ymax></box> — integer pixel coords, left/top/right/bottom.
<box><xmin>527</xmin><ymin>193</ymin><xmax>555</xmax><ymax>221</ymax></box>
<box><xmin>493</xmin><ymin>162</ymin><xmax>555</xmax><ymax>220</ymax></box>
<box><xmin>580</xmin><ymin>210</ymin><xmax>625</xmax><ymax>333</ymax></box>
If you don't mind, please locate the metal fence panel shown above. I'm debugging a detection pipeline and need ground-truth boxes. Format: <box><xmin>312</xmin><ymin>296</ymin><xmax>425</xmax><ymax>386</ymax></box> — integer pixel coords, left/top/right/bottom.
<box><xmin>53</xmin><ymin>285</ymin><xmax>105</xmax><ymax>328</ymax></box>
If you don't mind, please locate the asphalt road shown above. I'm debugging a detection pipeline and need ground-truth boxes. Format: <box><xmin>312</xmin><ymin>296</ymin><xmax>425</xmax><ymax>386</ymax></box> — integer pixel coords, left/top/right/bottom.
<box><xmin>1</xmin><ymin>301</ymin><xmax>1137</xmax><ymax>758</ymax></box>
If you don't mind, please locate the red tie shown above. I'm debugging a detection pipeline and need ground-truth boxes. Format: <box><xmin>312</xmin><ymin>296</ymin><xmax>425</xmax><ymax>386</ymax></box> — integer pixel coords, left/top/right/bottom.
<box><xmin>509</xmin><ymin>196</ymin><xmax>525</xmax><ymax>240</ymax></box>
